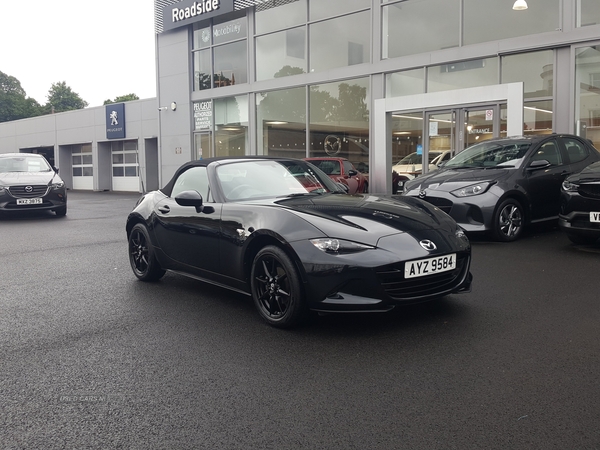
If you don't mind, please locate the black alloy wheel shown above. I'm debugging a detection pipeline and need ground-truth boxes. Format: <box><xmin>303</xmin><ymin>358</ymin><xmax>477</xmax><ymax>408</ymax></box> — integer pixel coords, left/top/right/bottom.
<box><xmin>493</xmin><ymin>199</ymin><xmax>524</xmax><ymax>242</ymax></box>
<box><xmin>128</xmin><ymin>223</ymin><xmax>166</xmax><ymax>281</ymax></box>
<box><xmin>251</xmin><ymin>245</ymin><xmax>306</xmax><ymax>328</ymax></box>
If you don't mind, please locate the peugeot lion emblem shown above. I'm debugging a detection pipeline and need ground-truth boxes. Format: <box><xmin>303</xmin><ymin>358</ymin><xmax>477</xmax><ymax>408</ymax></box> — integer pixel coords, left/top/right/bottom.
<box><xmin>419</xmin><ymin>240</ymin><xmax>437</xmax><ymax>251</ymax></box>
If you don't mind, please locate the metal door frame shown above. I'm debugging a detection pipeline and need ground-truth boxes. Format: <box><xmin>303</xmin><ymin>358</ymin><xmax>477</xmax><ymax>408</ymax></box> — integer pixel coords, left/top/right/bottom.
<box><xmin>372</xmin><ymin>83</ymin><xmax>524</xmax><ymax>194</ymax></box>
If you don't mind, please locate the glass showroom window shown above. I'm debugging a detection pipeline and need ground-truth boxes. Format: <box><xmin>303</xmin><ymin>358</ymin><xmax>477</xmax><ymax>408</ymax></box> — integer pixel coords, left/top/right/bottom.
<box><xmin>382</xmin><ymin>0</ymin><xmax>459</xmax><ymax>59</ymax></box>
<box><xmin>501</xmin><ymin>51</ymin><xmax>553</xmax><ymax>100</ymax></box>
<box><xmin>576</xmin><ymin>46</ymin><xmax>600</xmax><ymax>148</ymax></box>
<box><xmin>192</xmin><ymin>11</ymin><xmax>247</xmax><ymax>90</ymax></box>
<box><xmin>255</xmin><ymin>27</ymin><xmax>306</xmax><ymax>81</ymax></box>
<box><xmin>309</xmin><ymin>78</ymin><xmax>370</xmax><ymax>172</ymax></box>
<box><xmin>309</xmin><ymin>10</ymin><xmax>370</xmax><ymax>73</ymax></box>
<box><xmin>309</xmin><ymin>0</ymin><xmax>370</xmax><ymax>21</ymax></box>
<box><xmin>576</xmin><ymin>0</ymin><xmax>600</xmax><ymax>27</ymax></box>
<box><xmin>386</xmin><ymin>68</ymin><xmax>425</xmax><ymax>98</ymax></box>
<box><xmin>112</xmin><ymin>141</ymin><xmax>138</xmax><ymax>177</ymax></box>
<box><xmin>255</xmin><ymin>0</ymin><xmax>306</xmax><ymax>35</ymax></box>
<box><xmin>256</xmin><ymin>86</ymin><xmax>306</xmax><ymax>158</ymax></box>
<box><xmin>215</xmin><ymin>95</ymin><xmax>248</xmax><ymax>157</ymax></box>
<box><xmin>463</xmin><ymin>0</ymin><xmax>559</xmax><ymax>46</ymax></box>
<box><xmin>255</xmin><ymin>1</ymin><xmax>307</xmax><ymax>81</ymax></box>
<box><xmin>427</xmin><ymin>57</ymin><xmax>498</xmax><ymax>93</ymax></box>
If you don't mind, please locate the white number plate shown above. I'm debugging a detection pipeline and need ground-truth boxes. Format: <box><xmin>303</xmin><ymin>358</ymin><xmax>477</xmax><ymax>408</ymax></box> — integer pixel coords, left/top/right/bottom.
<box><xmin>405</xmin><ymin>253</ymin><xmax>456</xmax><ymax>279</ymax></box>
<box><xmin>591</xmin><ymin>212</ymin><xmax>600</xmax><ymax>223</ymax></box>
<box><xmin>16</xmin><ymin>198</ymin><xmax>42</xmax><ymax>205</ymax></box>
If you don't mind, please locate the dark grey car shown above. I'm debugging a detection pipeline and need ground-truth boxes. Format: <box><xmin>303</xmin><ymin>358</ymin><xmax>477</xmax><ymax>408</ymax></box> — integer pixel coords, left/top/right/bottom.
<box><xmin>403</xmin><ymin>134</ymin><xmax>600</xmax><ymax>241</ymax></box>
<box><xmin>0</xmin><ymin>153</ymin><xmax>67</xmax><ymax>216</ymax></box>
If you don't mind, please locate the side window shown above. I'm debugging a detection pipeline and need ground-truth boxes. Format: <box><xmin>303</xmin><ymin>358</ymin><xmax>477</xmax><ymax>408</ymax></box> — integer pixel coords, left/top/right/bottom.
<box><xmin>561</xmin><ymin>138</ymin><xmax>589</xmax><ymax>164</ymax></box>
<box><xmin>171</xmin><ymin>166</ymin><xmax>210</xmax><ymax>199</ymax></box>
<box><xmin>531</xmin><ymin>141</ymin><xmax>562</xmax><ymax>166</ymax></box>
<box><xmin>343</xmin><ymin>160</ymin><xmax>354</xmax><ymax>173</ymax></box>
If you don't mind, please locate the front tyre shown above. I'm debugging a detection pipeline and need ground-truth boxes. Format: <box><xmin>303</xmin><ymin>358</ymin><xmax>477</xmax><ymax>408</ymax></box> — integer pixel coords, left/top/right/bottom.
<box><xmin>128</xmin><ymin>223</ymin><xmax>166</xmax><ymax>281</ymax></box>
<box><xmin>54</xmin><ymin>205</ymin><xmax>67</xmax><ymax>217</ymax></box>
<box><xmin>251</xmin><ymin>245</ymin><xmax>306</xmax><ymax>328</ymax></box>
<box><xmin>493</xmin><ymin>199</ymin><xmax>524</xmax><ymax>242</ymax></box>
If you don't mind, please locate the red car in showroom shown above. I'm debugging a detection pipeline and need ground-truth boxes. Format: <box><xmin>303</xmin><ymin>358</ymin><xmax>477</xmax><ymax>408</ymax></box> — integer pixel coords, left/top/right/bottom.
<box><xmin>304</xmin><ymin>157</ymin><xmax>368</xmax><ymax>194</ymax></box>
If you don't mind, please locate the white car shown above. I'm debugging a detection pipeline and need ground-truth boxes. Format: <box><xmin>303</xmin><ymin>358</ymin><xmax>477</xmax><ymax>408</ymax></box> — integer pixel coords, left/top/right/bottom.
<box><xmin>392</xmin><ymin>150</ymin><xmax>452</xmax><ymax>180</ymax></box>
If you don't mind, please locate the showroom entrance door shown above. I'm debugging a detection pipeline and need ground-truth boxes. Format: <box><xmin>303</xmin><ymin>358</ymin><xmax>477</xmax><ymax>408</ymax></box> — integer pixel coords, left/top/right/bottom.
<box><xmin>423</xmin><ymin>105</ymin><xmax>502</xmax><ymax>172</ymax></box>
<box><xmin>374</xmin><ymin>82</ymin><xmax>524</xmax><ymax>194</ymax></box>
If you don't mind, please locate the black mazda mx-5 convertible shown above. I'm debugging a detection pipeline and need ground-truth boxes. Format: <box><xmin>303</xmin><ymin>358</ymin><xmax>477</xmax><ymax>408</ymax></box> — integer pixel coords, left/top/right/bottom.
<box><xmin>126</xmin><ymin>157</ymin><xmax>472</xmax><ymax>328</ymax></box>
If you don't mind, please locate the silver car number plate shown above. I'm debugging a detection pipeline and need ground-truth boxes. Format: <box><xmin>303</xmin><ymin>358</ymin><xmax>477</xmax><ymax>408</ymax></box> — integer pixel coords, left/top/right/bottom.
<box><xmin>405</xmin><ymin>253</ymin><xmax>456</xmax><ymax>279</ymax></box>
<box><xmin>591</xmin><ymin>212</ymin><xmax>600</xmax><ymax>223</ymax></box>
<box><xmin>16</xmin><ymin>198</ymin><xmax>43</xmax><ymax>205</ymax></box>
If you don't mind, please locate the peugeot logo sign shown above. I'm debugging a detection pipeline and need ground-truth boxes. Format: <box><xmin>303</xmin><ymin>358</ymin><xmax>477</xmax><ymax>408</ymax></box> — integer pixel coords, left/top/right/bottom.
<box><xmin>25</xmin><ymin>186</ymin><xmax>33</xmax><ymax>193</ymax></box>
<box><xmin>419</xmin><ymin>240</ymin><xmax>437</xmax><ymax>251</ymax></box>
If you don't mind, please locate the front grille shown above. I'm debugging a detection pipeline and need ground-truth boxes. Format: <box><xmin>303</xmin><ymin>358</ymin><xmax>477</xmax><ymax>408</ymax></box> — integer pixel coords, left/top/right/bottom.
<box><xmin>578</xmin><ymin>183</ymin><xmax>600</xmax><ymax>199</ymax></box>
<box><xmin>7</xmin><ymin>185</ymin><xmax>49</xmax><ymax>198</ymax></box>
<box><xmin>376</xmin><ymin>254</ymin><xmax>469</xmax><ymax>300</ymax></box>
<box><xmin>422</xmin><ymin>196</ymin><xmax>453</xmax><ymax>214</ymax></box>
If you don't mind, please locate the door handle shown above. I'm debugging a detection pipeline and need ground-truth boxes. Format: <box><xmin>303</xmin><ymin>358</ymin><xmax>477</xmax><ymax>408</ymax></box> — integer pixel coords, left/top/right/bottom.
<box><xmin>158</xmin><ymin>205</ymin><xmax>171</xmax><ymax>214</ymax></box>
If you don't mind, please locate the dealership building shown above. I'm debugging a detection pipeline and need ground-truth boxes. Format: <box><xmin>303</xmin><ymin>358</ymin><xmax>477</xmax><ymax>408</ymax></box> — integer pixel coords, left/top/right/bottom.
<box><xmin>1</xmin><ymin>0</ymin><xmax>600</xmax><ymax>193</ymax></box>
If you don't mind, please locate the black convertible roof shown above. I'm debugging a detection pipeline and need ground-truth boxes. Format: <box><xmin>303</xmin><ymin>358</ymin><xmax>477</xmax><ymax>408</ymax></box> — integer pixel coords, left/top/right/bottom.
<box><xmin>159</xmin><ymin>155</ymin><xmax>306</xmax><ymax>196</ymax></box>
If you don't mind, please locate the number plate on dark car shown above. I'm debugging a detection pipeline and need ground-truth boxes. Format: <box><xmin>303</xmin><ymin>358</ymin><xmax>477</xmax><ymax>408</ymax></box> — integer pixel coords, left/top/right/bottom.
<box><xmin>16</xmin><ymin>198</ymin><xmax>42</xmax><ymax>205</ymax></box>
<box><xmin>405</xmin><ymin>254</ymin><xmax>456</xmax><ymax>279</ymax></box>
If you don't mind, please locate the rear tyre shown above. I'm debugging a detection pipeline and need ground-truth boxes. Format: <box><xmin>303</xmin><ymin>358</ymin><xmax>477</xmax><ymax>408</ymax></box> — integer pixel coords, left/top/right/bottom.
<box><xmin>493</xmin><ymin>199</ymin><xmax>524</xmax><ymax>242</ymax></box>
<box><xmin>128</xmin><ymin>223</ymin><xmax>166</xmax><ymax>281</ymax></box>
<box><xmin>362</xmin><ymin>182</ymin><xmax>369</xmax><ymax>193</ymax></box>
<box><xmin>251</xmin><ymin>245</ymin><xmax>306</xmax><ymax>328</ymax></box>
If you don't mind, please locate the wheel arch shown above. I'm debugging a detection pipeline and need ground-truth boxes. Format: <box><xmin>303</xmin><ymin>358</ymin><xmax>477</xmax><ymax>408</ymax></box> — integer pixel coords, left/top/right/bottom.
<box><xmin>243</xmin><ymin>232</ymin><xmax>308</xmax><ymax>287</ymax></box>
<box><xmin>495</xmin><ymin>190</ymin><xmax>531</xmax><ymax>225</ymax></box>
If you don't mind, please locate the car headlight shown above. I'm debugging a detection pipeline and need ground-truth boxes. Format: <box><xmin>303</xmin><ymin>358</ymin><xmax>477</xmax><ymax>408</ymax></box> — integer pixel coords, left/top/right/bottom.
<box><xmin>0</xmin><ymin>185</ymin><xmax>6</xmax><ymax>193</ymax></box>
<box><xmin>310</xmin><ymin>238</ymin><xmax>374</xmax><ymax>254</ymax></box>
<box><xmin>451</xmin><ymin>182</ymin><xmax>491</xmax><ymax>198</ymax></box>
<box><xmin>562</xmin><ymin>179</ymin><xmax>578</xmax><ymax>192</ymax></box>
<box><xmin>51</xmin><ymin>181</ymin><xmax>65</xmax><ymax>190</ymax></box>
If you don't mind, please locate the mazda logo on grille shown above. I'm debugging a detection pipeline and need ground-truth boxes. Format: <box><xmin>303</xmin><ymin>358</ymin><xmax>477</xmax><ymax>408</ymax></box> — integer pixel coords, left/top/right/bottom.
<box><xmin>418</xmin><ymin>189</ymin><xmax>426</xmax><ymax>199</ymax></box>
<box><xmin>25</xmin><ymin>186</ymin><xmax>33</xmax><ymax>193</ymax></box>
<box><xmin>419</xmin><ymin>240</ymin><xmax>437</xmax><ymax>251</ymax></box>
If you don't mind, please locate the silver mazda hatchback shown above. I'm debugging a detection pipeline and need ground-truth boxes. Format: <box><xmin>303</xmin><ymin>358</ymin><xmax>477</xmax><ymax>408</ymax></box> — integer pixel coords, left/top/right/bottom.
<box><xmin>0</xmin><ymin>153</ymin><xmax>67</xmax><ymax>216</ymax></box>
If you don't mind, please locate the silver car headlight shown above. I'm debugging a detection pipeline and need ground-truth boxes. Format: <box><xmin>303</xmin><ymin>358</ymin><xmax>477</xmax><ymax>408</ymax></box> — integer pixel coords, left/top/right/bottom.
<box><xmin>310</xmin><ymin>238</ymin><xmax>374</xmax><ymax>254</ymax></box>
<box><xmin>451</xmin><ymin>182</ymin><xmax>491</xmax><ymax>198</ymax></box>
<box><xmin>51</xmin><ymin>181</ymin><xmax>65</xmax><ymax>190</ymax></box>
<box><xmin>561</xmin><ymin>179</ymin><xmax>578</xmax><ymax>192</ymax></box>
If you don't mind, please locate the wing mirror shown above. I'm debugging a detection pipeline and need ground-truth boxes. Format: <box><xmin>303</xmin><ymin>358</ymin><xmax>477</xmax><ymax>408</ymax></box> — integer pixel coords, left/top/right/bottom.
<box><xmin>528</xmin><ymin>159</ymin><xmax>551</xmax><ymax>170</ymax></box>
<box><xmin>175</xmin><ymin>190</ymin><xmax>204</xmax><ymax>213</ymax></box>
<box><xmin>348</xmin><ymin>169</ymin><xmax>358</xmax><ymax>177</ymax></box>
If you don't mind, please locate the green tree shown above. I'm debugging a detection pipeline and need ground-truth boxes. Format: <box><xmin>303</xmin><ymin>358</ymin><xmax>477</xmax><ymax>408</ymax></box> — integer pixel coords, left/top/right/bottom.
<box><xmin>0</xmin><ymin>71</ymin><xmax>42</xmax><ymax>122</ymax></box>
<box><xmin>104</xmin><ymin>93</ymin><xmax>139</xmax><ymax>105</ymax></box>
<box><xmin>45</xmin><ymin>81</ymin><xmax>88</xmax><ymax>113</ymax></box>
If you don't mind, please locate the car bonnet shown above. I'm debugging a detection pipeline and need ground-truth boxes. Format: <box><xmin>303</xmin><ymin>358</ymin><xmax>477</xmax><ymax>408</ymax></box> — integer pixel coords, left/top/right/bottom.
<box><xmin>267</xmin><ymin>193</ymin><xmax>456</xmax><ymax>245</ymax></box>
<box><xmin>0</xmin><ymin>171</ymin><xmax>57</xmax><ymax>186</ymax></box>
<box><xmin>405</xmin><ymin>167</ymin><xmax>509</xmax><ymax>193</ymax></box>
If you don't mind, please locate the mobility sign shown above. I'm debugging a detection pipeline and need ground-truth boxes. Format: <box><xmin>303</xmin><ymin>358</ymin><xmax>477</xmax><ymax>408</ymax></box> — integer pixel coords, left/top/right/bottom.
<box><xmin>106</xmin><ymin>103</ymin><xmax>125</xmax><ymax>139</ymax></box>
<box><xmin>163</xmin><ymin>0</ymin><xmax>234</xmax><ymax>33</ymax></box>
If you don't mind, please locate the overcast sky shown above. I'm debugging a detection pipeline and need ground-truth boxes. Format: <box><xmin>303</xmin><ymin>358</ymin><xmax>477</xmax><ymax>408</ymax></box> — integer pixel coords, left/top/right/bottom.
<box><xmin>0</xmin><ymin>0</ymin><xmax>156</xmax><ymax>108</ymax></box>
